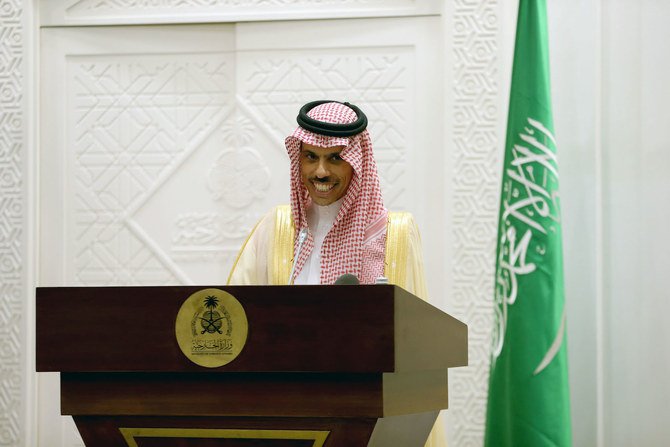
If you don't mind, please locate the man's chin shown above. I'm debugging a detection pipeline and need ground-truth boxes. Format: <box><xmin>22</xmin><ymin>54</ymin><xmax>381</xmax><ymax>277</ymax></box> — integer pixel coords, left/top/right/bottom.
<box><xmin>310</xmin><ymin>196</ymin><xmax>337</xmax><ymax>206</ymax></box>
<box><xmin>308</xmin><ymin>191</ymin><xmax>342</xmax><ymax>206</ymax></box>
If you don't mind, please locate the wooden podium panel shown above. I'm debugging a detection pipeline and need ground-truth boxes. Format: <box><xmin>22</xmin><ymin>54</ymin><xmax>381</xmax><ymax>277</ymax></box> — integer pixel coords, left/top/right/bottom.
<box><xmin>37</xmin><ymin>285</ymin><xmax>467</xmax><ymax>446</ymax></box>
<box><xmin>74</xmin><ymin>416</ymin><xmax>376</xmax><ymax>447</ymax></box>
<box><xmin>36</xmin><ymin>285</ymin><xmax>466</xmax><ymax>373</ymax></box>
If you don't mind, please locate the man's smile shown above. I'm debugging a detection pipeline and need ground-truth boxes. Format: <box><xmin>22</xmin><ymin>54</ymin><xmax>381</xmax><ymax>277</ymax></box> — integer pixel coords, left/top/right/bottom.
<box><xmin>312</xmin><ymin>180</ymin><xmax>337</xmax><ymax>193</ymax></box>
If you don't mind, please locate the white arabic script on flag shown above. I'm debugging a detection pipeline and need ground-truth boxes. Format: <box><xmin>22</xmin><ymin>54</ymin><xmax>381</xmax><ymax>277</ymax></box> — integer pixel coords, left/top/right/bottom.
<box><xmin>492</xmin><ymin>117</ymin><xmax>563</xmax><ymax>374</ymax></box>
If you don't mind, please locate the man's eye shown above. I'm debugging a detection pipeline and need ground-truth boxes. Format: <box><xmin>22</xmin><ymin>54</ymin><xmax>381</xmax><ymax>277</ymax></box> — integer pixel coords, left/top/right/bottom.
<box><xmin>304</xmin><ymin>152</ymin><xmax>317</xmax><ymax>160</ymax></box>
<box><xmin>331</xmin><ymin>154</ymin><xmax>342</xmax><ymax>161</ymax></box>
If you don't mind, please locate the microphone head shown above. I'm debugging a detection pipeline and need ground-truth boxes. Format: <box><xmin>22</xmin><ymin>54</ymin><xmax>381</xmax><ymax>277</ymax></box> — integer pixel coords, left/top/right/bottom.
<box><xmin>334</xmin><ymin>273</ymin><xmax>360</xmax><ymax>285</ymax></box>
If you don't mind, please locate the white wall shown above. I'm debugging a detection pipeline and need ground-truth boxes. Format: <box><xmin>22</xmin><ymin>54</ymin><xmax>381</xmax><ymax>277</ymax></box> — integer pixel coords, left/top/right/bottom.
<box><xmin>549</xmin><ymin>1</ymin><xmax>600</xmax><ymax>445</ymax></box>
<box><xmin>602</xmin><ymin>1</ymin><xmax>670</xmax><ymax>445</ymax></box>
<box><xmin>551</xmin><ymin>0</ymin><xmax>670</xmax><ymax>445</ymax></box>
<box><xmin>2</xmin><ymin>0</ymin><xmax>669</xmax><ymax>446</ymax></box>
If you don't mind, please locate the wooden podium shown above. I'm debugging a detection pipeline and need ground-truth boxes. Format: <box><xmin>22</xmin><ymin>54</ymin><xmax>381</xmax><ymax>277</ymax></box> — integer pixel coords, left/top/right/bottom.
<box><xmin>36</xmin><ymin>285</ymin><xmax>467</xmax><ymax>447</ymax></box>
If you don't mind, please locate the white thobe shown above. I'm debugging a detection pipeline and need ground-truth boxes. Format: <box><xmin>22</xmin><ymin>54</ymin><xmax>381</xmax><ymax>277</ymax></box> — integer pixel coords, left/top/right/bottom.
<box><xmin>294</xmin><ymin>198</ymin><xmax>343</xmax><ymax>285</ymax></box>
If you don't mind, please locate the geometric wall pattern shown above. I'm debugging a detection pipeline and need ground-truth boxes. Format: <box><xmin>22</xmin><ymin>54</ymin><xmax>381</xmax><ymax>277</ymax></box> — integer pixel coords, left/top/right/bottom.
<box><xmin>0</xmin><ymin>0</ymin><xmax>25</xmax><ymax>445</ymax></box>
<box><xmin>71</xmin><ymin>55</ymin><xmax>235</xmax><ymax>285</ymax></box>
<box><xmin>448</xmin><ymin>0</ymin><xmax>499</xmax><ymax>446</ymax></box>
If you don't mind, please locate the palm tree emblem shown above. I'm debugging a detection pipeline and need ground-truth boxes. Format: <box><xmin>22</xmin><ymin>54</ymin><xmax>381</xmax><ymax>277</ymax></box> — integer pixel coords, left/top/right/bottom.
<box><xmin>200</xmin><ymin>295</ymin><xmax>223</xmax><ymax>334</ymax></box>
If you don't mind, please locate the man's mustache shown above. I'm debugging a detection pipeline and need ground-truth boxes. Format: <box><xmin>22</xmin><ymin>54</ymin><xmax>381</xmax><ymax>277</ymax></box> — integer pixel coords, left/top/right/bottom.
<box><xmin>310</xmin><ymin>177</ymin><xmax>334</xmax><ymax>183</ymax></box>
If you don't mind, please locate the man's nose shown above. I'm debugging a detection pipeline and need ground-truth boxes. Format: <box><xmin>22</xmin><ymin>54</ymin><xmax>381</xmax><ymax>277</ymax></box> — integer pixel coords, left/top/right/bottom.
<box><xmin>315</xmin><ymin>160</ymin><xmax>329</xmax><ymax>178</ymax></box>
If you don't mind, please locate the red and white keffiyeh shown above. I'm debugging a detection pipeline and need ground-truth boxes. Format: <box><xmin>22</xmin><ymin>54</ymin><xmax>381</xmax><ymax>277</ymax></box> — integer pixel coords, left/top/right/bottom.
<box><xmin>285</xmin><ymin>102</ymin><xmax>388</xmax><ymax>284</ymax></box>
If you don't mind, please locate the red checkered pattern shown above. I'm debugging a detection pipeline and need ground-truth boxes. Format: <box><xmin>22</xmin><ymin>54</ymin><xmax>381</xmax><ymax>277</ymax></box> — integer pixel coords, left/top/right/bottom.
<box><xmin>285</xmin><ymin>102</ymin><xmax>388</xmax><ymax>284</ymax></box>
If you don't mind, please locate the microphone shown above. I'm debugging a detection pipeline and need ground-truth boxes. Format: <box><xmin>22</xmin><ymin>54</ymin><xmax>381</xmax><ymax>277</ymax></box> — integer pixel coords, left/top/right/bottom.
<box><xmin>288</xmin><ymin>228</ymin><xmax>309</xmax><ymax>285</ymax></box>
<box><xmin>334</xmin><ymin>273</ymin><xmax>360</xmax><ymax>285</ymax></box>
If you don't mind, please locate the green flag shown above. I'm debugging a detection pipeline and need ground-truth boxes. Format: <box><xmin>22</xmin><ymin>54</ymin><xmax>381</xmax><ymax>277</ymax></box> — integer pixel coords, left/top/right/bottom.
<box><xmin>485</xmin><ymin>1</ymin><xmax>572</xmax><ymax>446</ymax></box>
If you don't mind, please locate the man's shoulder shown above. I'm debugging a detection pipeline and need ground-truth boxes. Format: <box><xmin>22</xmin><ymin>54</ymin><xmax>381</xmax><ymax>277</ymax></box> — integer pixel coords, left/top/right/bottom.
<box><xmin>254</xmin><ymin>205</ymin><xmax>291</xmax><ymax>222</ymax></box>
<box><xmin>385</xmin><ymin>211</ymin><xmax>421</xmax><ymax>246</ymax></box>
<box><xmin>386</xmin><ymin>210</ymin><xmax>418</xmax><ymax>227</ymax></box>
<box><xmin>269</xmin><ymin>205</ymin><xmax>292</xmax><ymax>226</ymax></box>
<box><xmin>263</xmin><ymin>205</ymin><xmax>295</xmax><ymax>239</ymax></box>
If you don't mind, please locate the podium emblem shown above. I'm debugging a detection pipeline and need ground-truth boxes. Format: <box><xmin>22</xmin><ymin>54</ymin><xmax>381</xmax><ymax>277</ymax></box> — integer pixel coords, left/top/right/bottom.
<box><xmin>175</xmin><ymin>288</ymin><xmax>248</xmax><ymax>368</ymax></box>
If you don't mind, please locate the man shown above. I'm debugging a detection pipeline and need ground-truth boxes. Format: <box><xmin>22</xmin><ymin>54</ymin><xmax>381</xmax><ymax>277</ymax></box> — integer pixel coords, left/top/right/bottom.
<box><xmin>227</xmin><ymin>100</ymin><xmax>445</xmax><ymax>447</ymax></box>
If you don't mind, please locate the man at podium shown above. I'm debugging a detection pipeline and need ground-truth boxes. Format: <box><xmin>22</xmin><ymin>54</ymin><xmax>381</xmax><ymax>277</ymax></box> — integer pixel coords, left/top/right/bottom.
<box><xmin>227</xmin><ymin>100</ymin><xmax>446</xmax><ymax>447</ymax></box>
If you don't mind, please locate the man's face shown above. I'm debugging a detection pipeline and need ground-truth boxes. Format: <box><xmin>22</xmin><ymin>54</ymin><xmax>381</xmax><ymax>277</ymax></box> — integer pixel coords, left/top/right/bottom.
<box><xmin>300</xmin><ymin>143</ymin><xmax>353</xmax><ymax>206</ymax></box>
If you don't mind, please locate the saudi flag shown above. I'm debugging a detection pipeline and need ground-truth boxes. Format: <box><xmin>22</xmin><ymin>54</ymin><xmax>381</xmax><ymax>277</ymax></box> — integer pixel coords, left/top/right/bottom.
<box><xmin>484</xmin><ymin>0</ymin><xmax>572</xmax><ymax>446</ymax></box>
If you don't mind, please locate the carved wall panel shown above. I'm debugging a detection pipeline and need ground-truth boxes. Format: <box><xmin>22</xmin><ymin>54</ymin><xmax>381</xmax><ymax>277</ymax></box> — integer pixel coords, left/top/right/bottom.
<box><xmin>447</xmin><ymin>0</ymin><xmax>500</xmax><ymax>446</ymax></box>
<box><xmin>0</xmin><ymin>1</ymin><xmax>26</xmax><ymax>446</ymax></box>
<box><xmin>69</xmin><ymin>54</ymin><xmax>241</xmax><ymax>284</ymax></box>
<box><xmin>40</xmin><ymin>0</ymin><xmax>441</xmax><ymax>26</ymax></box>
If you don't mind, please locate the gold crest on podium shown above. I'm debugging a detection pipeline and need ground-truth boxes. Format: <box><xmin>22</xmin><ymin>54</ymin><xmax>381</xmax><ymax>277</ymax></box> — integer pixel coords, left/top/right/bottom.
<box><xmin>175</xmin><ymin>288</ymin><xmax>248</xmax><ymax>368</ymax></box>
